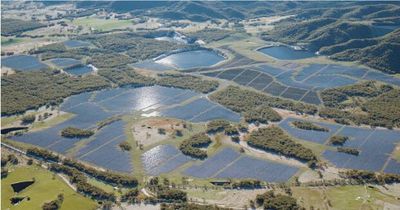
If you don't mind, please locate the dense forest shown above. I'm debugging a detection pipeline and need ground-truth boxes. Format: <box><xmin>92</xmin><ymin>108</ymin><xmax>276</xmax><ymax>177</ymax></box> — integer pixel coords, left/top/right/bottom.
<box><xmin>291</xmin><ymin>121</ymin><xmax>329</xmax><ymax>132</ymax></box>
<box><xmin>179</xmin><ymin>133</ymin><xmax>212</xmax><ymax>159</ymax></box>
<box><xmin>210</xmin><ymin>86</ymin><xmax>317</xmax><ymax>115</ymax></box>
<box><xmin>340</xmin><ymin>170</ymin><xmax>400</xmax><ymax>184</ymax></box>
<box><xmin>1</xmin><ymin>70</ymin><xmax>110</xmax><ymax>115</ymax></box>
<box><xmin>337</xmin><ymin>147</ymin><xmax>359</xmax><ymax>156</ymax></box>
<box><xmin>329</xmin><ymin>135</ymin><xmax>349</xmax><ymax>146</ymax></box>
<box><xmin>1</xmin><ymin>69</ymin><xmax>220</xmax><ymax>116</ymax></box>
<box><xmin>157</xmin><ymin>74</ymin><xmax>219</xmax><ymax>94</ymax></box>
<box><xmin>243</xmin><ymin>105</ymin><xmax>282</xmax><ymax>124</ymax></box>
<box><xmin>60</xmin><ymin>127</ymin><xmax>94</xmax><ymax>138</ymax></box>
<box><xmin>49</xmin><ymin>163</ymin><xmax>116</xmax><ymax>201</ymax></box>
<box><xmin>255</xmin><ymin>191</ymin><xmax>303</xmax><ymax>210</ymax></box>
<box><xmin>320</xmin><ymin>82</ymin><xmax>400</xmax><ymax>128</ymax></box>
<box><xmin>206</xmin><ymin>120</ymin><xmax>234</xmax><ymax>134</ymax></box>
<box><xmin>1</xmin><ymin>18</ymin><xmax>45</xmax><ymax>36</ymax></box>
<box><xmin>247</xmin><ymin>126</ymin><xmax>317</xmax><ymax>166</ymax></box>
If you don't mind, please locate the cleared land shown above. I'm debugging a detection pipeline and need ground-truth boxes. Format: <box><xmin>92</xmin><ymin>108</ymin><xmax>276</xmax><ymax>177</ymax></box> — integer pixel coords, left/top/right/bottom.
<box><xmin>1</xmin><ymin>165</ymin><xmax>97</xmax><ymax>210</ymax></box>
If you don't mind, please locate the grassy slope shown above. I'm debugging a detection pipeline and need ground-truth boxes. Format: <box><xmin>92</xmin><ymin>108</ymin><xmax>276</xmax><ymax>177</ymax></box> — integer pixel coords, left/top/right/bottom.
<box><xmin>1</xmin><ymin>165</ymin><xmax>97</xmax><ymax>210</ymax></box>
<box><xmin>31</xmin><ymin>113</ymin><xmax>75</xmax><ymax>131</ymax></box>
<box><xmin>292</xmin><ymin>185</ymin><xmax>400</xmax><ymax>210</ymax></box>
<box><xmin>71</xmin><ymin>17</ymin><xmax>133</xmax><ymax>31</ymax></box>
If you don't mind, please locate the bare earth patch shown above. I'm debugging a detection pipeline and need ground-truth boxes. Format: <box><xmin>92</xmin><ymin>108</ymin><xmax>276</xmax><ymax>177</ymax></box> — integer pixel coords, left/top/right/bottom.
<box><xmin>132</xmin><ymin>118</ymin><xmax>185</xmax><ymax>147</ymax></box>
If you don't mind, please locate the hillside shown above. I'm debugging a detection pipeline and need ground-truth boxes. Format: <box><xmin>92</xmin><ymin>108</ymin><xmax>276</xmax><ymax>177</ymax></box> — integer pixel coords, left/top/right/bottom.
<box><xmin>320</xmin><ymin>30</ymin><xmax>400</xmax><ymax>74</ymax></box>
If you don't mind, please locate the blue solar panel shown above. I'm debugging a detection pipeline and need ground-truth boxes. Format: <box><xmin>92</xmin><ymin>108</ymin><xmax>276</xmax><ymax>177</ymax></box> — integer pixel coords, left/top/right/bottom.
<box><xmin>233</xmin><ymin>70</ymin><xmax>260</xmax><ymax>86</ymax></box>
<box><xmin>322</xmin><ymin>150</ymin><xmax>352</xmax><ymax>168</ymax></box>
<box><xmin>276</xmin><ymin>71</ymin><xmax>313</xmax><ymax>90</ymax></box>
<box><xmin>294</xmin><ymin>64</ymin><xmax>326</xmax><ymax>82</ymax></box>
<box><xmin>191</xmin><ymin>105</ymin><xmax>241</xmax><ymax>123</ymax></box>
<box><xmin>318</xmin><ymin>65</ymin><xmax>367</xmax><ymax>78</ymax></box>
<box><xmin>263</xmin><ymin>82</ymin><xmax>287</xmax><ymax>96</ymax></box>
<box><xmin>305</xmin><ymin>75</ymin><xmax>357</xmax><ymax>89</ymax></box>
<box><xmin>217</xmin><ymin>69</ymin><xmax>245</xmax><ymax>80</ymax></box>
<box><xmin>160</xmin><ymin>98</ymin><xmax>215</xmax><ymax>121</ymax></box>
<box><xmin>364</xmin><ymin>71</ymin><xmax>400</xmax><ymax>86</ymax></box>
<box><xmin>334</xmin><ymin>127</ymin><xmax>373</xmax><ymax>148</ymax></box>
<box><xmin>279</xmin><ymin>118</ymin><xmax>343</xmax><ymax>144</ymax></box>
<box><xmin>141</xmin><ymin>144</ymin><xmax>180</xmax><ymax>172</ymax></box>
<box><xmin>384</xmin><ymin>159</ymin><xmax>400</xmax><ymax>174</ymax></box>
<box><xmin>148</xmin><ymin>154</ymin><xmax>192</xmax><ymax>176</ymax></box>
<box><xmin>247</xmin><ymin>74</ymin><xmax>273</xmax><ymax>91</ymax></box>
<box><xmin>184</xmin><ymin>148</ymin><xmax>241</xmax><ymax>178</ymax></box>
<box><xmin>1</xmin><ymin>55</ymin><xmax>49</xmax><ymax>71</ymax></box>
<box><xmin>280</xmin><ymin>87</ymin><xmax>308</xmax><ymax>101</ymax></box>
<box><xmin>215</xmin><ymin>156</ymin><xmax>298</xmax><ymax>182</ymax></box>
<box><xmin>300</xmin><ymin>91</ymin><xmax>321</xmax><ymax>105</ymax></box>
<box><xmin>76</xmin><ymin>121</ymin><xmax>126</xmax><ymax>157</ymax></box>
<box><xmin>256</xmin><ymin>64</ymin><xmax>286</xmax><ymax>76</ymax></box>
<box><xmin>60</xmin><ymin>92</ymin><xmax>93</xmax><ymax>111</ymax></box>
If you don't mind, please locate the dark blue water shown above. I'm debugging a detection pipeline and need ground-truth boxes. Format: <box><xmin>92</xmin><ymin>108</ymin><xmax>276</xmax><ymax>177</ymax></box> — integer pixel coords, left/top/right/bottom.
<box><xmin>50</xmin><ymin>58</ymin><xmax>82</xmax><ymax>68</ymax></box>
<box><xmin>1</xmin><ymin>55</ymin><xmax>49</xmax><ymax>71</ymax></box>
<box><xmin>258</xmin><ymin>46</ymin><xmax>316</xmax><ymax>60</ymax></box>
<box><xmin>65</xmin><ymin>65</ymin><xmax>93</xmax><ymax>75</ymax></box>
<box><xmin>155</xmin><ymin>50</ymin><xmax>225</xmax><ymax>69</ymax></box>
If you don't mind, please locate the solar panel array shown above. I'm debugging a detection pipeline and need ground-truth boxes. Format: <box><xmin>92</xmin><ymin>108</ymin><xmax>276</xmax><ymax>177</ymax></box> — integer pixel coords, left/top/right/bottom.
<box><xmin>159</xmin><ymin>98</ymin><xmax>241</xmax><ymax>122</ymax></box>
<box><xmin>141</xmin><ymin>144</ymin><xmax>193</xmax><ymax>176</ymax></box>
<box><xmin>277</xmin><ymin>117</ymin><xmax>400</xmax><ymax>174</ymax></box>
<box><xmin>1</xmin><ymin>55</ymin><xmax>49</xmax><ymax>71</ymax></box>
<box><xmin>201</xmin><ymin>63</ymin><xmax>400</xmax><ymax>105</ymax></box>
<box><xmin>12</xmin><ymin>86</ymin><xmax>239</xmax><ymax>173</ymax></box>
<box><xmin>279</xmin><ymin>117</ymin><xmax>343</xmax><ymax>144</ymax></box>
<box><xmin>184</xmin><ymin>148</ymin><xmax>299</xmax><ymax>182</ymax></box>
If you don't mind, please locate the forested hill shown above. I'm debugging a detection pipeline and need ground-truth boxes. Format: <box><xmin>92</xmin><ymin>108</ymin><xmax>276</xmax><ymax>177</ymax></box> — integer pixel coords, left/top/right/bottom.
<box><xmin>320</xmin><ymin>29</ymin><xmax>400</xmax><ymax>74</ymax></box>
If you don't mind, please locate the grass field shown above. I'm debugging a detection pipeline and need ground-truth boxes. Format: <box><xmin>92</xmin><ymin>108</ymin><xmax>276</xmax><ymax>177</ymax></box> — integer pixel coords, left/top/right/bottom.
<box><xmin>1</xmin><ymin>115</ymin><xmax>20</xmax><ymax>127</ymax></box>
<box><xmin>71</xmin><ymin>17</ymin><xmax>133</xmax><ymax>31</ymax></box>
<box><xmin>1</xmin><ymin>165</ymin><xmax>97</xmax><ymax>210</ymax></box>
<box><xmin>292</xmin><ymin>185</ymin><xmax>400</xmax><ymax>210</ymax></box>
<box><xmin>1</xmin><ymin>37</ymin><xmax>26</xmax><ymax>46</ymax></box>
<box><xmin>31</xmin><ymin>112</ymin><xmax>75</xmax><ymax>131</ymax></box>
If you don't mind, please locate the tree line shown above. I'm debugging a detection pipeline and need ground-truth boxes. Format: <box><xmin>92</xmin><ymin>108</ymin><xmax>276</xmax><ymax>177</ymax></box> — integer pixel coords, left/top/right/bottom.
<box><xmin>179</xmin><ymin>133</ymin><xmax>212</xmax><ymax>159</ymax></box>
<box><xmin>247</xmin><ymin>126</ymin><xmax>317</xmax><ymax>167</ymax></box>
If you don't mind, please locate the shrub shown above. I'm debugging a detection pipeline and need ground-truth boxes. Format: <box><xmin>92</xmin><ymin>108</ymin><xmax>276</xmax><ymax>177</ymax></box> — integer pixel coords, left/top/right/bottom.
<box><xmin>329</xmin><ymin>135</ymin><xmax>349</xmax><ymax>145</ymax></box>
<box><xmin>119</xmin><ymin>141</ymin><xmax>132</xmax><ymax>151</ymax></box>
<box><xmin>206</xmin><ymin>119</ymin><xmax>231</xmax><ymax>134</ymax></box>
<box><xmin>21</xmin><ymin>114</ymin><xmax>36</xmax><ymax>124</ymax></box>
<box><xmin>291</xmin><ymin>121</ymin><xmax>329</xmax><ymax>132</ymax></box>
<box><xmin>179</xmin><ymin>133</ymin><xmax>211</xmax><ymax>159</ymax></box>
<box><xmin>247</xmin><ymin>126</ymin><xmax>317</xmax><ymax>164</ymax></box>
<box><xmin>337</xmin><ymin>147</ymin><xmax>359</xmax><ymax>156</ymax></box>
<box><xmin>244</xmin><ymin>105</ymin><xmax>282</xmax><ymax>123</ymax></box>
<box><xmin>61</xmin><ymin>127</ymin><xmax>94</xmax><ymax>138</ymax></box>
<box><xmin>27</xmin><ymin>148</ymin><xmax>59</xmax><ymax>162</ymax></box>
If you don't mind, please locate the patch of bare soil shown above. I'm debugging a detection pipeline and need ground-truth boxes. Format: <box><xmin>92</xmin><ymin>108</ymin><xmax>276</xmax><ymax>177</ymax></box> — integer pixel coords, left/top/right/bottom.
<box><xmin>207</xmin><ymin>189</ymin><xmax>266</xmax><ymax>209</ymax></box>
<box><xmin>132</xmin><ymin>118</ymin><xmax>185</xmax><ymax>147</ymax></box>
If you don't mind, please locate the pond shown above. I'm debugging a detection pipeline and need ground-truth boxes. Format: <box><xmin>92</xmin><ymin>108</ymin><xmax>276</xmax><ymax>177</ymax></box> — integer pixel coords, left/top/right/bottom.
<box><xmin>49</xmin><ymin>58</ymin><xmax>82</xmax><ymax>69</ymax></box>
<box><xmin>258</xmin><ymin>46</ymin><xmax>316</xmax><ymax>60</ymax></box>
<box><xmin>65</xmin><ymin>65</ymin><xmax>93</xmax><ymax>76</ymax></box>
<box><xmin>1</xmin><ymin>55</ymin><xmax>49</xmax><ymax>71</ymax></box>
<box><xmin>155</xmin><ymin>50</ymin><xmax>225</xmax><ymax>69</ymax></box>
